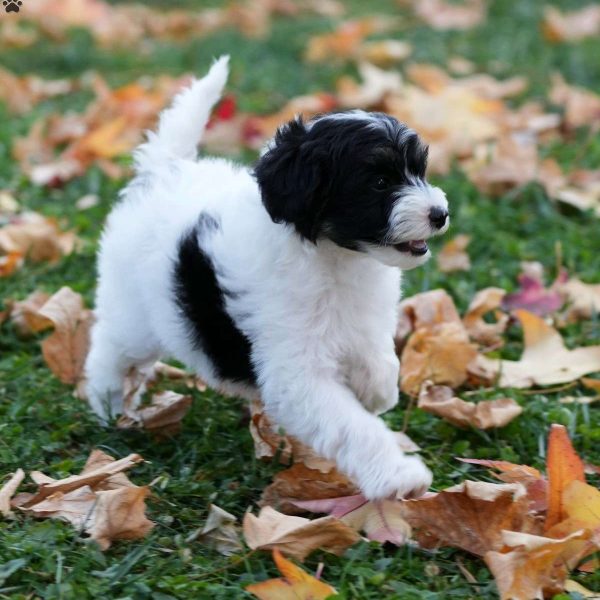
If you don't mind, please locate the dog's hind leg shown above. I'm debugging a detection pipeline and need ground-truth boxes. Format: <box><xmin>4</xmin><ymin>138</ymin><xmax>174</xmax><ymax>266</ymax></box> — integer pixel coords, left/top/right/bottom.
<box><xmin>84</xmin><ymin>321</ymin><xmax>159</xmax><ymax>421</ymax></box>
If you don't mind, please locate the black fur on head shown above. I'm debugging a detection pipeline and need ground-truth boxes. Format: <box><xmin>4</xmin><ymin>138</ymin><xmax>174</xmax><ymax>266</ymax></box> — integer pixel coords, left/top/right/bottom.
<box><xmin>253</xmin><ymin>111</ymin><xmax>429</xmax><ymax>248</ymax></box>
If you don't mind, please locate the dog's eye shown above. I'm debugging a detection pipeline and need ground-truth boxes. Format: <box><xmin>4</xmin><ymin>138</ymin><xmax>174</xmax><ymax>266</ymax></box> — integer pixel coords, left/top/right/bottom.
<box><xmin>374</xmin><ymin>176</ymin><xmax>389</xmax><ymax>191</ymax></box>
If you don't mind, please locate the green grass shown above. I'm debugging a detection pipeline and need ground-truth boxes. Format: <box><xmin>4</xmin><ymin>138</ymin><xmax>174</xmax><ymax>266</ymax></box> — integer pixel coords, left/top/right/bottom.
<box><xmin>1</xmin><ymin>0</ymin><xmax>600</xmax><ymax>598</ymax></box>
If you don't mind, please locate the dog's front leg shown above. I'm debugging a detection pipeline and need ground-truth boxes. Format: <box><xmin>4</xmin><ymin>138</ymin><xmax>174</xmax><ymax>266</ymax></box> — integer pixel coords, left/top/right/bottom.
<box><xmin>348</xmin><ymin>349</ymin><xmax>400</xmax><ymax>415</ymax></box>
<box><xmin>260</xmin><ymin>373</ymin><xmax>431</xmax><ymax>500</ymax></box>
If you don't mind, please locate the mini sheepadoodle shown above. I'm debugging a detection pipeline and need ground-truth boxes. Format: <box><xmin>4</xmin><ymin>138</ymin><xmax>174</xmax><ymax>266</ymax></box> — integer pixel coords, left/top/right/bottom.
<box><xmin>85</xmin><ymin>56</ymin><xmax>449</xmax><ymax>500</ymax></box>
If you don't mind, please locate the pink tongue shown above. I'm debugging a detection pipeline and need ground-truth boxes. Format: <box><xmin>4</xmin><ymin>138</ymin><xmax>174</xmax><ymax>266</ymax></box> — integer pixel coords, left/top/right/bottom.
<box><xmin>409</xmin><ymin>239</ymin><xmax>427</xmax><ymax>251</ymax></box>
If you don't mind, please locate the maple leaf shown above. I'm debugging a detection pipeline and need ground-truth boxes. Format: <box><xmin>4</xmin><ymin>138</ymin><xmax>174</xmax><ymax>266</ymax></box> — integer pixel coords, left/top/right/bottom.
<box><xmin>470</xmin><ymin>309</ymin><xmax>600</xmax><ymax>388</ymax></box>
<box><xmin>555</xmin><ymin>169</ymin><xmax>600</xmax><ymax>218</ymax></box>
<box><xmin>242</xmin><ymin>506</ymin><xmax>360</xmax><ymax>561</ymax></box>
<box><xmin>559</xmin><ymin>276</ymin><xmax>600</xmax><ymax>322</ymax></box>
<box><xmin>485</xmin><ymin>529</ymin><xmax>593</xmax><ymax>600</ymax></box>
<box><xmin>418</xmin><ymin>381</ymin><xmax>522</xmax><ymax>429</ymax></box>
<box><xmin>549</xmin><ymin>73</ymin><xmax>600</xmax><ymax>130</ymax></box>
<box><xmin>399</xmin><ymin>481</ymin><xmax>540</xmax><ymax>556</ymax></box>
<box><xmin>11</xmin><ymin>450</ymin><xmax>153</xmax><ymax>550</ymax></box>
<box><xmin>436</xmin><ymin>234</ymin><xmax>471</xmax><ymax>273</ymax></box>
<box><xmin>6</xmin><ymin>290</ymin><xmax>51</xmax><ymax>335</ymax></box>
<box><xmin>246</xmin><ymin>549</ymin><xmax>337</xmax><ymax>600</ymax></box>
<box><xmin>31</xmin><ymin>287</ymin><xmax>94</xmax><ymax>385</ymax></box>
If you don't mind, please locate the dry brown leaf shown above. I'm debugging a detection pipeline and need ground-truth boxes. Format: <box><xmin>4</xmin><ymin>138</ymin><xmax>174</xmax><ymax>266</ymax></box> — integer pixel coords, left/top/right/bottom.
<box><xmin>470</xmin><ymin>309</ymin><xmax>600</xmax><ymax>388</ymax></box>
<box><xmin>336</xmin><ymin>62</ymin><xmax>403</xmax><ymax>109</ymax></box>
<box><xmin>117</xmin><ymin>391</ymin><xmax>192</xmax><ymax>435</ymax></box>
<box><xmin>341</xmin><ymin>499</ymin><xmax>411</xmax><ymax>545</ymax></box>
<box><xmin>485</xmin><ymin>529</ymin><xmax>593</xmax><ymax>600</ymax></box>
<box><xmin>0</xmin><ymin>469</ymin><xmax>25</xmax><ymax>517</ymax></box>
<box><xmin>555</xmin><ymin>169</ymin><xmax>600</xmax><ymax>217</ymax></box>
<box><xmin>0</xmin><ymin>67</ymin><xmax>74</xmax><ymax>114</ymax></box>
<box><xmin>187</xmin><ymin>504</ymin><xmax>243</xmax><ymax>556</ymax></box>
<box><xmin>35</xmin><ymin>287</ymin><xmax>94</xmax><ymax>385</ymax></box>
<box><xmin>418</xmin><ymin>381</ymin><xmax>522</xmax><ymax>429</ymax></box>
<box><xmin>8</xmin><ymin>290</ymin><xmax>52</xmax><ymax>335</ymax></box>
<box><xmin>410</xmin><ymin>0</ymin><xmax>486</xmax><ymax>30</ymax></box>
<box><xmin>462</xmin><ymin>287</ymin><xmax>508</xmax><ymax>347</ymax></box>
<box><xmin>261</xmin><ymin>463</ymin><xmax>358</xmax><ymax>515</ymax></box>
<box><xmin>437</xmin><ymin>234</ymin><xmax>471</xmax><ymax>272</ymax></box>
<box><xmin>18</xmin><ymin>452</ymin><xmax>143</xmax><ymax>507</ymax></box>
<box><xmin>243</xmin><ymin>506</ymin><xmax>360</xmax><ymax>561</ymax></box>
<box><xmin>465</xmin><ymin>136</ymin><xmax>566</xmax><ymax>197</ymax></box>
<box><xmin>559</xmin><ymin>276</ymin><xmax>600</xmax><ymax>322</ymax></box>
<box><xmin>400</xmin><ymin>322</ymin><xmax>478</xmax><ymax>395</ymax></box>
<box><xmin>543</xmin><ymin>5</ymin><xmax>600</xmax><ymax>43</ymax></box>
<box><xmin>86</xmin><ymin>486</ymin><xmax>154</xmax><ymax>550</ymax></box>
<box><xmin>23</xmin><ymin>486</ymin><xmax>97</xmax><ymax>529</ymax></box>
<box><xmin>400</xmin><ymin>480</ymin><xmax>540</xmax><ymax>556</ymax></box>
<box><xmin>0</xmin><ymin>212</ymin><xmax>77</xmax><ymax>263</ymax></box>
<box><xmin>396</xmin><ymin>288</ymin><xmax>463</xmax><ymax>342</ymax></box>
<box><xmin>304</xmin><ymin>17</ymin><xmax>394</xmax><ymax>62</ymax></box>
<box><xmin>359</xmin><ymin>40</ymin><xmax>412</xmax><ymax>66</ymax></box>
<box><xmin>550</xmin><ymin>74</ymin><xmax>600</xmax><ymax>130</ymax></box>
<box><xmin>80</xmin><ymin>449</ymin><xmax>138</xmax><ymax>492</ymax></box>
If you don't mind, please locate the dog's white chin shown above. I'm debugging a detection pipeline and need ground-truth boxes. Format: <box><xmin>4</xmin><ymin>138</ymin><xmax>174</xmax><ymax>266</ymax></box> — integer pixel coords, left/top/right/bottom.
<box><xmin>364</xmin><ymin>245</ymin><xmax>432</xmax><ymax>270</ymax></box>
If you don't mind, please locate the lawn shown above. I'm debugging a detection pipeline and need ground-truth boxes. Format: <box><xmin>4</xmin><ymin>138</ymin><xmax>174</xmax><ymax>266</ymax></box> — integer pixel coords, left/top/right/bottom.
<box><xmin>1</xmin><ymin>0</ymin><xmax>600</xmax><ymax>598</ymax></box>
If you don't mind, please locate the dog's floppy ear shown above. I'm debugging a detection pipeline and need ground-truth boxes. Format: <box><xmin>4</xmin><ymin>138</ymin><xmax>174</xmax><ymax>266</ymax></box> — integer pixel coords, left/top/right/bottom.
<box><xmin>254</xmin><ymin>117</ymin><xmax>326</xmax><ymax>242</ymax></box>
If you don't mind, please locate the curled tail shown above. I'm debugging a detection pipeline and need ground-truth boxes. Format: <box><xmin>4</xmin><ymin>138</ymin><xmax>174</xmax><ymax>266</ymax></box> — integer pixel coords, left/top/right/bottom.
<box><xmin>134</xmin><ymin>55</ymin><xmax>229</xmax><ymax>172</ymax></box>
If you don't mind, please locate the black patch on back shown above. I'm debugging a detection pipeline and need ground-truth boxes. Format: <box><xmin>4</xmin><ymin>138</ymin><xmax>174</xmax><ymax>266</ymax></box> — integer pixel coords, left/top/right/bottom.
<box><xmin>173</xmin><ymin>214</ymin><xmax>256</xmax><ymax>384</ymax></box>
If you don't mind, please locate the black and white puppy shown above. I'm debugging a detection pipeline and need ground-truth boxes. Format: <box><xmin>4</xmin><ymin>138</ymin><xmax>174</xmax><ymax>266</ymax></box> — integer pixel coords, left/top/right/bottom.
<box><xmin>85</xmin><ymin>56</ymin><xmax>449</xmax><ymax>500</ymax></box>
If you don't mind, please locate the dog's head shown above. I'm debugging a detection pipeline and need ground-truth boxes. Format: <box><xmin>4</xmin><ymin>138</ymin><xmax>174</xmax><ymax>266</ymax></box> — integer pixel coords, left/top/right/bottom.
<box><xmin>254</xmin><ymin>110</ymin><xmax>449</xmax><ymax>269</ymax></box>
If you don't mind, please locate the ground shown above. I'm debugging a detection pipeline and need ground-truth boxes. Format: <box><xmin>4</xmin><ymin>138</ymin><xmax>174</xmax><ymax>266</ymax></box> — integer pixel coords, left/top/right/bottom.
<box><xmin>1</xmin><ymin>0</ymin><xmax>599</xmax><ymax>598</ymax></box>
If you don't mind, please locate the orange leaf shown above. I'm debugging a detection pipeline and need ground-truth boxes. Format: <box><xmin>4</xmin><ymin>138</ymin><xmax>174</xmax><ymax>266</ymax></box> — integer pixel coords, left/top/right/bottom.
<box><xmin>246</xmin><ymin>549</ymin><xmax>337</xmax><ymax>600</ymax></box>
<box><xmin>545</xmin><ymin>424</ymin><xmax>585</xmax><ymax>532</ymax></box>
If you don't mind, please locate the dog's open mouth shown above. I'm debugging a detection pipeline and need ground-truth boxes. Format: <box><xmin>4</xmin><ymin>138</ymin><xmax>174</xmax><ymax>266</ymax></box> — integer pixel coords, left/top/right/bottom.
<box><xmin>393</xmin><ymin>239</ymin><xmax>429</xmax><ymax>256</ymax></box>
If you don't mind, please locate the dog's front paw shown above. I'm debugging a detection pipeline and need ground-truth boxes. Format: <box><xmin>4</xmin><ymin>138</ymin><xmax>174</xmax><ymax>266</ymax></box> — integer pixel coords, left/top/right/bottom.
<box><xmin>352</xmin><ymin>353</ymin><xmax>400</xmax><ymax>415</ymax></box>
<box><xmin>358</xmin><ymin>454</ymin><xmax>432</xmax><ymax>501</ymax></box>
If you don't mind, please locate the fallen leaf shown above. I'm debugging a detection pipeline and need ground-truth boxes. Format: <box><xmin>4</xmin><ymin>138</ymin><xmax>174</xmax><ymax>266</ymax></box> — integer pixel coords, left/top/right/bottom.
<box><xmin>246</xmin><ymin>549</ymin><xmax>337</xmax><ymax>600</ymax></box>
<box><xmin>336</xmin><ymin>61</ymin><xmax>403</xmax><ymax>109</ymax></box>
<box><xmin>502</xmin><ymin>263</ymin><xmax>566</xmax><ymax>316</ymax></box>
<box><xmin>550</xmin><ymin>74</ymin><xmax>600</xmax><ymax>130</ymax></box>
<box><xmin>0</xmin><ymin>211</ymin><xmax>77</xmax><ymax>264</ymax></box>
<box><xmin>18</xmin><ymin>452</ymin><xmax>144</xmax><ymax>507</ymax></box>
<box><xmin>23</xmin><ymin>485</ymin><xmax>97</xmax><ymax>529</ymax></box>
<box><xmin>545</xmin><ymin>424</ymin><xmax>585</xmax><ymax>532</ymax></box>
<box><xmin>484</xmin><ymin>529</ymin><xmax>593</xmax><ymax>600</ymax></box>
<box><xmin>117</xmin><ymin>391</ymin><xmax>192</xmax><ymax>435</ymax></box>
<box><xmin>260</xmin><ymin>463</ymin><xmax>358</xmax><ymax>515</ymax></box>
<box><xmin>243</xmin><ymin>506</ymin><xmax>360</xmax><ymax>561</ymax></box>
<box><xmin>410</xmin><ymin>0</ymin><xmax>486</xmax><ymax>30</ymax></box>
<box><xmin>86</xmin><ymin>486</ymin><xmax>154</xmax><ymax>550</ymax></box>
<box><xmin>359</xmin><ymin>40</ymin><xmax>412</xmax><ymax>67</ymax></box>
<box><xmin>559</xmin><ymin>276</ymin><xmax>600</xmax><ymax>322</ymax></box>
<box><xmin>564</xmin><ymin>579</ymin><xmax>600</xmax><ymax>598</ymax></box>
<box><xmin>0</xmin><ymin>469</ymin><xmax>25</xmax><ymax>517</ymax></box>
<box><xmin>36</xmin><ymin>287</ymin><xmax>94</xmax><ymax>385</ymax></box>
<box><xmin>418</xmin><ymin>381</ymin><xmax>522</xmax><ymax>429</ymax></box>
<box><xmin>547</xmin><ymin>480</ymin><xmax>600</xmax><ymax>541</ymax></box>
<box><xmin>437</xmin><ymin>234</ymin><xmax>471</xmax><ymax>273</ymax></box>
<box><xmin>187</xmin><ymin>504</ymin><xmax>243</xmax><ymax>556</ymax></box>
<box><xmin>0</xmin><ymin>252</ymin><xmax>23</xmax><ymax>277</ymax></box>
<box><xmin>400</xmin><ymin>480</ymin><xmax>540</xmax><ymax>556</ymax></box>
<box><xmin>8</xmin><ymin>290</ymin><xmax>52</xmax><ymax>335</ymax></box>
<box><xmin>542</xmin><ymin>5</ymin><xmax>600</xmax><ymax>43</ymax></box>
<box><xmin>470</xmin><ymin>309</ymin><xmax>600</xmax><ymax>388</ymax></box>
<box><xmin>305</xmin><ymin>17</ymin><xmax>394</xmax><ymax>62</ymax></box>
<box><xmin>400</xmin><ymin>322</ymin><xmax>478</xmax><ymax>395</ymax></box>
<box><xmin>462</xmin><ymin>287</ymin><xmax>508</xmax><ymax>347</ymax></box>
<box><xmin>555</xmin><ymin>169</ymin><xmax>600</xmax><ymax>217</ymax></box>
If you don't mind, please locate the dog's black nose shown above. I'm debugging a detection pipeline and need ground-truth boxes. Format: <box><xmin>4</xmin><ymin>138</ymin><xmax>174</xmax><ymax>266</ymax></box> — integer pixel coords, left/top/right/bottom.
<box><xmin>429</xmin><ymin>207</ymin><xmax>448</xmax><ymax>229</ymax></box>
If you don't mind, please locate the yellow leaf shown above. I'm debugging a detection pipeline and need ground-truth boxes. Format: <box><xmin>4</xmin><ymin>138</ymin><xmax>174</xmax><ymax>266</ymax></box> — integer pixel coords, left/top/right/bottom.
<box><xmin>545</xmin><ymin>424</ymin><xmax>586</xmax><ymax>532</ymax></box>
<box><xmin>246</xmin><ymin>549</ymin><xmax>337</xmax><ymax>600</ymax></box>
